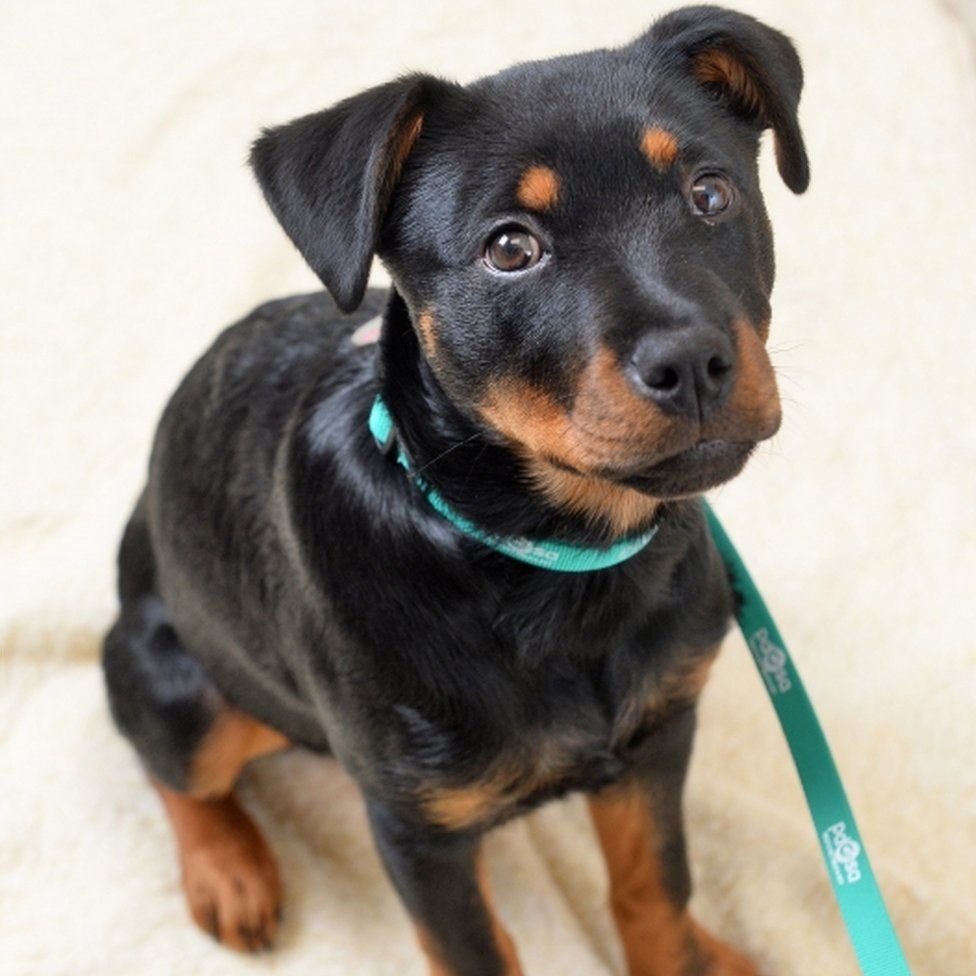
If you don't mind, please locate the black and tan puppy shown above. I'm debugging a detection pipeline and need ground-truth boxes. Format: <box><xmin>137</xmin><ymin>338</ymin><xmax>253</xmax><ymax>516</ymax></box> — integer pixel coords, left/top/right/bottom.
<box><xmin>102</xmin><ymin>6</ymin><xmax>807</xmax><ymax>974</ymax></box>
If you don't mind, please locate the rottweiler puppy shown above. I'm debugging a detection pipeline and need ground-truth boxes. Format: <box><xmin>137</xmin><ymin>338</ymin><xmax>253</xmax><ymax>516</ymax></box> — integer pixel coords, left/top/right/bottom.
<box><xmin>102</xmin><ymin>6</ymin><xmax>807</xmax><ymax>974</ymax></box>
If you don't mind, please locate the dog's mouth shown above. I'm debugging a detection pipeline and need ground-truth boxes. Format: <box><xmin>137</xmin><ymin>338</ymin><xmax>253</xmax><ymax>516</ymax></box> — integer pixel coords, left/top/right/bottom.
<box><xmin>614</xmin><ymin>439</ymin><xmax>757</xmax><ymax>498</ymax></box>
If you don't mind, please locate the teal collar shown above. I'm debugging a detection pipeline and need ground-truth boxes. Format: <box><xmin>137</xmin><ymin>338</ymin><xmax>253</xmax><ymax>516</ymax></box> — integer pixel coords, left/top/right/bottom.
<box><xmin>368</xmin><ymin>395</ymin><xmax>657</xmax><ymax>572</ymax></box>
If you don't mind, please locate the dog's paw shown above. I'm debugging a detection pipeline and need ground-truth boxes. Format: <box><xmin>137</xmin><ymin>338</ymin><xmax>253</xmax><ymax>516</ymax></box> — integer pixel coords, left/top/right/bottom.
<box><xmin>179</xmin><ymin>811</ymin><xmax>283</xmax><ymax>952</ymax></box>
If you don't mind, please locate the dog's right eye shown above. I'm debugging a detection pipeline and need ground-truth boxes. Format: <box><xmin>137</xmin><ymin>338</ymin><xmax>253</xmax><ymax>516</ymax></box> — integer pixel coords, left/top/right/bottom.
<box><xmin>484</xmin><ymin>227</ymin><xmax>542</xmax><ymax>273</ymax></box>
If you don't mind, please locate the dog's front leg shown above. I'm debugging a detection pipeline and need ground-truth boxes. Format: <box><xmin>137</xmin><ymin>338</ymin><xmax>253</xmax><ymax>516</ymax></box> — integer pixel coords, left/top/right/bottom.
<box><xmin>588</xmin><ymin>715</ymin><xmax>758</xmax><ymax>976</ymax></box>
<box><xmin>367</xmin><ymin>799</ymin><xmax>523</xmax><ymax>976</ymax></box>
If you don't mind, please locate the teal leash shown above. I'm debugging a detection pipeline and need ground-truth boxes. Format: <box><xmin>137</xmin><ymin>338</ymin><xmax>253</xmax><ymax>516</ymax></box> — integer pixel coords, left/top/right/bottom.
<box><xmin>702</xmin><ymin>500</ymin><xmax>912</xmax><ymax>976</ymax></box>
<box><xmin>370</xmin><ymin>392</ymin><xmax>912</xmax><ymax>973</ymax></box>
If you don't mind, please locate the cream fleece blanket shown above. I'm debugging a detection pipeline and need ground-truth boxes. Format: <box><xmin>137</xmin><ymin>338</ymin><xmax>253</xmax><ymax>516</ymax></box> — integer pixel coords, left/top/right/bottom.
<box><xmin>2</xmin><ymin>2</ymin><xmax>974</xmax><ymax>974</ymax></box>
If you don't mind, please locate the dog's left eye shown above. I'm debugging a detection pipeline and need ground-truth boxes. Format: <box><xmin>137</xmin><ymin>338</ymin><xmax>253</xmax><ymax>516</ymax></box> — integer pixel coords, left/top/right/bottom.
<box><xmin>689</xmin><ymin>174</ymin><xmax>734</xmax><ymax>216</ymax></box>
<box><xmin>484</xmin><ymin>227</ymin><xmax>543</xmax><ymax>272</ymax></box>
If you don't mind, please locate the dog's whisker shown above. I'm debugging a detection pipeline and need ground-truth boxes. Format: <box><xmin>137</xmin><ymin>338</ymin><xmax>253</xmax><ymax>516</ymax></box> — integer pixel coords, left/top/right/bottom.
<box><xmin>413</xmin><ymin>432</ymin><xmax>482</xmax><ymax>475</ymax></box>
<box><xmin>460</xmin><ymin>443</ymin><xmax>490</xmax><ymax>488</ymax></box>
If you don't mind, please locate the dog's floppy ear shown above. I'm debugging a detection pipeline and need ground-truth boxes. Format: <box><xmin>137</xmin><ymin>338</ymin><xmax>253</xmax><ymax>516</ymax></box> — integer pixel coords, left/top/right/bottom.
<box><xmin>250</xmin><ymin>74</ymin><xmax>456</xmax><ymax>312</ymax></box>
<box><xmin>638</xmin><ymin>5</ymin><xmax>809</xmax><ymax>193</ymax></box>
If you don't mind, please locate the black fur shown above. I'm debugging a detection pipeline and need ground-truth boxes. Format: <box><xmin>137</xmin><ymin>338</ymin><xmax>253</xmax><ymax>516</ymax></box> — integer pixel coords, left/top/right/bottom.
<box><xmin>103</xmin><ymin>7</ymin><xmax>806</xmax><ymax>973</ymax></box>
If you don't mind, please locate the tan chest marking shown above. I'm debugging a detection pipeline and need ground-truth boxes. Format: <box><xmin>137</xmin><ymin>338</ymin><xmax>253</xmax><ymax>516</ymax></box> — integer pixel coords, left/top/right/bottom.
<box><xmin>419</xmin><ymin>730</ymin><xmax>596</xmax><ymax>831</ymax></box>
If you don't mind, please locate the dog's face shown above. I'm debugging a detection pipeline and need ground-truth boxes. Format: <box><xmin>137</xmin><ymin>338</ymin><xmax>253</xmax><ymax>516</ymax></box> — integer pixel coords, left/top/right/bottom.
<box><xmin>252</xmin><ymin>6</ymin><xmax>808</xmax><ymax>500</ymax></box>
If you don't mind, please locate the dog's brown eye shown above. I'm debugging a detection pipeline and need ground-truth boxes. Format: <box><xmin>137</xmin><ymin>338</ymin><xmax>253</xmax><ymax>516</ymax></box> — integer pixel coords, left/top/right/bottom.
<box><xmin>690</xmin><ymin>175</ymin><xmax>733</xmax><ymax>216</ymax></box>
<box><xmin>484</xmin><ymin>228</ymin><xmax>542</xmax><ymax>272</ymax></box>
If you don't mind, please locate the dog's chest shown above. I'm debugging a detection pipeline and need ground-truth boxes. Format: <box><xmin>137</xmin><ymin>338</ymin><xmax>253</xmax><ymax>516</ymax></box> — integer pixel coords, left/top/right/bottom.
<box><xmin>412</xmin><ymin>656</ymin><xmax>692</xmax><ymax>831</ymax></box>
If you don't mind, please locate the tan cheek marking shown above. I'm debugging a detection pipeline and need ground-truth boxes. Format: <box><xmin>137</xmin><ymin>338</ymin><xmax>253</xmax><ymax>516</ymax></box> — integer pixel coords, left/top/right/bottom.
<box><xmin>478</xmin><ymin>380</ymin><xmax>576</xmax><ymax>464</ymax></box>
<box><xmin>524</xmin><ymin>459</ymin><xmax>659</xmax><ymax>537</ymax></box>
<box><xmin>189</xmin><ymin>709</ymin><xmax>289</xmax><ymax>799</ymax></box>
<box><xmin>640</xmin><ymin>127</ymin><xmax>679</xmax><ymax>171</ymax></box>
<box><xmin>702</xmin><ymin>319</ymin><xmax>781</xmax><ymax>442</ymax></box>
<box><xmin>730</xmin><ymin>318</ymin><xmax>782</xmax><ymax>434</ymax></box>
<box><xmin>479</xmin><ymin>347</ymin><xmax>690</xmax><ymax>476</ymax></box>
<box><xmin>515</xmin><ymin>165</ymin><xmax>559</xmax><ymax>211</ymax></box>
<box><xmin>572</xmin><ymin>345</ymin><xmax>690</xmax><ymax>464</ymax></box>
<box><xmin>416</xmin><ymin>308</ymin><xmax>438</xmax><ymax>358</ymax></box>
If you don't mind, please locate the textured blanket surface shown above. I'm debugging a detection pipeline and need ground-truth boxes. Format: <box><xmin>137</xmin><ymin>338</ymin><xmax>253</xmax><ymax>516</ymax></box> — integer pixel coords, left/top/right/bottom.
<box><xmin>3</xmin><ymin>2</ymin><xmax>974</xmax><ymax>974</ymax></box>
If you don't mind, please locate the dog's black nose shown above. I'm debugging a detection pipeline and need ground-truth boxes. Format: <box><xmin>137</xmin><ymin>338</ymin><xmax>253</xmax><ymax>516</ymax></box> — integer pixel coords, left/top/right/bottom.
<box><xmin>630</xmin><ymin>329</ymin><xmax>735</xmax><ymax>420</ymax></box>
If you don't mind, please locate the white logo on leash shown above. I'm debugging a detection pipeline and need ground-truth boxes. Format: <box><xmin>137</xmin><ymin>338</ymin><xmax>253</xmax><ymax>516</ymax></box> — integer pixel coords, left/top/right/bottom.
<box><xmin>505</xmin><ymin>537</ymin><xmax>560</xmax><ymax>564</ymax></box>
<box><xmin>749</xmin><ymin>627</ymin><xmax>792</xmax><ymax>695</ymax></box>
<box><xmin>822</xmin><ymin>821</ymin><xmax>863</xmax><ymax>885</ymax></box>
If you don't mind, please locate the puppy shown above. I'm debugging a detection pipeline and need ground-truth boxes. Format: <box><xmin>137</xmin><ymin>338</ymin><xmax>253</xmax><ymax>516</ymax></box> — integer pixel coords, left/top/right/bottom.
<box><xmin>102</xmin><ymin>6</ymin><xmax>807</xmax><ymax>974</ymax></box>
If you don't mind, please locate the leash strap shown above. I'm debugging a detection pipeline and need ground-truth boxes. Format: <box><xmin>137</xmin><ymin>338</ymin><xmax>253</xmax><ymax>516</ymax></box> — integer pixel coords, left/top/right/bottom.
<box><xmin>702</xmin><ymin>500</ymin><xmax>912</xmax><ymax>976</ymax></box>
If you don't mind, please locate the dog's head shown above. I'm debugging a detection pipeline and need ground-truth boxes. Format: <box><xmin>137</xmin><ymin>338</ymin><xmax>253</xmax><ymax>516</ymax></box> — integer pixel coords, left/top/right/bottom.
<box><xmin>251</xmin><ymin>5</ymin><xmax>807</xmax><ymax>505</ymax></box>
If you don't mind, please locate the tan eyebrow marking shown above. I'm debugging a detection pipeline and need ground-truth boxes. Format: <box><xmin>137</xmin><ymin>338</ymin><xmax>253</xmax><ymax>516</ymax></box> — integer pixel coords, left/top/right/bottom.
<box><xmin>515</xmin><ymin>165</ymin><xmax>559</xmax><ymax>210</ymax></box>
<box><xmin>640</xmin><ymin>127</ymin><xmax>679</xmax><ymax>171</ymax></box>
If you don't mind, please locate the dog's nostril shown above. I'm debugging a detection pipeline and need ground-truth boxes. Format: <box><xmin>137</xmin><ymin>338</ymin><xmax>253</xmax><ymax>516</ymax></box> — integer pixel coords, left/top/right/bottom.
<box><xmin>707</xmin><ymin>355</ymin><xmax>732</xmax><ymax>380</ymax></box>
<box><xmin>646</xmin><ymin>365</ymin><xmax>681</xmax><ymax>392</ymax></box>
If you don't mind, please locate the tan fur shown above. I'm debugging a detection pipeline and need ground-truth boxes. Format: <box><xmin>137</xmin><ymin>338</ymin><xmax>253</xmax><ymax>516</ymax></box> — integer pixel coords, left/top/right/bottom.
<box><xmin>421</xmin><ymin>778</ymin><xmax>511</xmax><ymax>831</ymax></box>
<box><xmin>417</xmin><ymin>307</ymin><xmax>438</xmax><ymax>358</ymax></box>
<box><xmin>640</xmin><ymin>127</ymin><xmax>680</xmax><ymax>170</ymax></box>
<box><xmin>515</xmin><ymin>164</ymin><xmax>559</xmax><ymax>210</ymax></box>
<box><xmin>381</xmin><ymin>109</ymin><xmax>425</xmax><ymax>200</ymax></box>
<box><xmin>420</xmin><ymin>763</ymin><xmax>561</xmax><ymax>831</ymax></box>
<box><xmin>589</xmin><ymin>782</ymin><xmax>757</xmax><ymax>976</ymax></box>
<box><xmin>572</xmin><ymin>345</ymin><xmax>682</xmax><ymax>464</ymax></box>
<box><xmin>154</xmin><ymin>783</ymin><xmax>283</xmax><ymax>952</ymax></box>
<box><xmin>477</xmin><ymin>345</ymin><xmax>687</xmax><ymax>536</ymax></box>
<box><xmin>478</xmin><ymin>345</ymin><xmax>683</xmax><ymax>475</ymax></box>
<box><xmin>647</xmin><ymin>648</ymin><xmax>719</xmax><ymax>719</ymax></box>
<box><xmin>589</xmin><ymin>784</ymin><xmax>689</xmax><ymax>975</ymax></box>
<box><xmin>702</xmin><ymin>319</ymin><xmax>781</xmax><ymax>442</ymax></box>
<box><xmin>420</xmin><ymin>729</ymin><xmax>598</xmax><ymax>830</ymax></box>
<box><xmin>525</xmin><ymin>458</ymin><xmax>658</xmax><ymax>536</ymax></box>
<box><xmin>692</xmin><ymin>48</ymin><xmax>787</xmax><ymax>180</ymax></box>
<box><xmin>189</xmin><ymin>708</ymin><xmax>289</xmax><ymax>799</ymax></box>
<box><xmin>693</xmin><ymin>48</ymin><xmax>765</xmax><ymax>117</ymax></box>
<box><xmin>478</xmin><ymin>380</ymin><xmax>578</xmax><ymax>464</ymax></box>
<box><xmin>609</xmin><ymin>645</ymin><xmax>720</xmax><ymax>753</ymax></box>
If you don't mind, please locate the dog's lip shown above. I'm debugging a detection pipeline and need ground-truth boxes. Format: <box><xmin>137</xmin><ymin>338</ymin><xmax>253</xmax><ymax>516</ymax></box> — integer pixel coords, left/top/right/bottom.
<box><xmin>609</xmin><ymin>438</ymin><xmax>757</xmax><ymax>496</ymax></box>
<box><xmin>595</xmin><ymin>437</ymin><xmax>741</xmax><ymax>477</ymax></box>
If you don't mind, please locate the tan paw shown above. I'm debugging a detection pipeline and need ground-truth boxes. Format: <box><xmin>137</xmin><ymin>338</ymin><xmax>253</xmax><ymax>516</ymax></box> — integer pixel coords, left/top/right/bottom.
<box><xmin>179</xmin><ymin>804</ymin><xmax>283</xmax><ymax>952</ymax></box>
